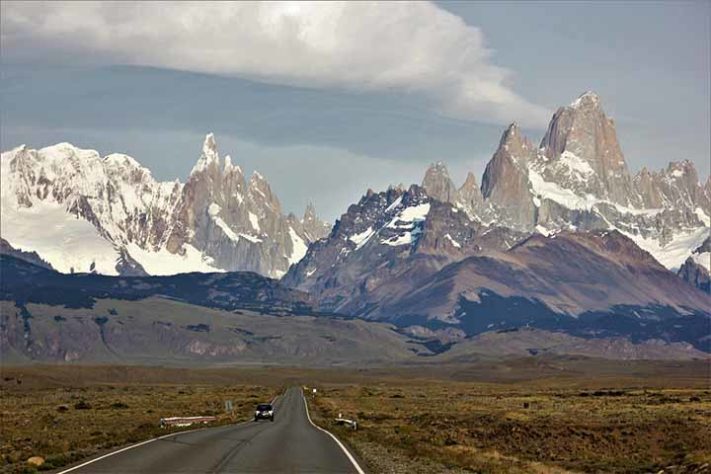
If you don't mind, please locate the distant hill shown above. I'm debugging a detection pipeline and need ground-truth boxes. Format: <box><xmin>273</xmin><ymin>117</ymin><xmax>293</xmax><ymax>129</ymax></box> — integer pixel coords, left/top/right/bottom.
<box><xmin>0</xmin><ymin>254</ymin><xmax>315</xmax><ymax>315</ymax></box>
<box><xmin>1</xmin><ymin>256</ymin><xmax>706</xmax><ymax>364</ymax></box>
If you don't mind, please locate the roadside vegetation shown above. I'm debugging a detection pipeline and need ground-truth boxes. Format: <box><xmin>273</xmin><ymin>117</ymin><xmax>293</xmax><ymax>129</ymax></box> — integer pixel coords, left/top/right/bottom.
<box><xmin>0</xmin><ymin>366</ymin><xmax>277</xmax><ymax>473</ymax></box>
<box><xmin>1</xmin><ymin>361</ymin><xmax>709</xmax><ymax>473</ymax></box>
<box><xmin>310</xmin><ymin>375</ymin><xmax>711</xmax><ymax>473</ymax></box>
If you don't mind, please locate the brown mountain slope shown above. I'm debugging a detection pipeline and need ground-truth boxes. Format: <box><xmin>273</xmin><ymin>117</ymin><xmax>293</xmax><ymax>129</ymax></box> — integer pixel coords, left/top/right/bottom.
<box><xmin>392</xmin><ymin>230</ymin><xmax>711</xmax><ymax>320</ymax></box>
<box><xmin>0</xmin><ymin>298</ymin><xmax>428</xmax><ymax>365</ymax></box>
<box><xmin>440</xmin><ymin>328</ymin><xmax>707</xmax><ymax>361</ymax></box>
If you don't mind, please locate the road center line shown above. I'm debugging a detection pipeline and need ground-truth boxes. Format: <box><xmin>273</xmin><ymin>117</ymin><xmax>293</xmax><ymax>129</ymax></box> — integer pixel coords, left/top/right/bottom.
<box><xmin>301</xmin><ymin>389</ymin><xmax>366</xmax><ymax>474</ymax></box>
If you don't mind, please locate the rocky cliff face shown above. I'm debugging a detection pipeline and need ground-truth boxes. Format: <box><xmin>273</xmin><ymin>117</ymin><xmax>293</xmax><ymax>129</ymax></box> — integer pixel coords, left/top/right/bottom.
<box><xmin>539</xmin><ymin>92</ymin><xmax>638</xmax><ymax>206</ymax></box>
<box><xmin>457</xmin><ymin>172</ymin><xmax>485</xmax><ymax>216</ymax></box>
<box><xmin>0</xmin><ymin>134</ymin><xmax>330</xmax><ymax>277</ymax></box>
<box><xmin>422</xmin><ymin>161</ymin><xmax>493</xmax><ymax>225</ymax></box>
<box><xmin>480</xmin><ymin>123</ymin><xmax>537</xmax><ymax>228</ymax></box>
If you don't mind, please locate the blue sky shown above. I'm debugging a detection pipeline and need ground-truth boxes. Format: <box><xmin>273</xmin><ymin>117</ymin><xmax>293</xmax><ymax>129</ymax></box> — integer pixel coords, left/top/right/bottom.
<box><xmin>1</xmin><ymin>1</ymin><xmax>708</xmax><ymax>220</ymax></box>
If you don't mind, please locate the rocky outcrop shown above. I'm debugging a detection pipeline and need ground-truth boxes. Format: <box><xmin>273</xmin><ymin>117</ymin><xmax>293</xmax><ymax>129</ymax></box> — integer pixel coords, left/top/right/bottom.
<box><xmin>633</xmin><ymin>160</ymin><xmax>710</xmax><ymax>219</ymax></box>
<box><xmin>0</xmin><ymin>134</ymin><xmax>330</xmax><ymax>277</ymax></box>
<box><xmin>457</xmin><ymin>172</ymin><xmax>485</xmax><ymax>216</ymax></box>
<box><xmin>286</xmin><ymin>222</ymin><xmax>711</xmax><ymax>350</ymax></box>
<box><xmin>422</xmin><ymin>162</ymin><xmax>458</xmax><ymax>203</ymax></box>
<box><xmin>301</xmin><ymin>202</ymin><xmax>331</xmax><ymax>242</ymax></box>
<box><xmin>678</xmin><ymin>258</ymin><xmax>710</xmax><ymax>293</ymax></box>
<box><xmin>422</xmin><ymin>162</ymin><xmax>492</xmax><ymax>225</ymax></box>
<box><xmin>678</xmin><ymin>237</ymin><xmax>711</xmax><ymax>292</ymax></box>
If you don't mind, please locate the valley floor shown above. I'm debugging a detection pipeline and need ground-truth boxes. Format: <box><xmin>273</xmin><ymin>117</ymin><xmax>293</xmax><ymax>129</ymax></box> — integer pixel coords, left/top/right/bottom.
<box><xmin>310</xmin><ymin>379</ymin><xmax>711</xmax><ymax>473</ymax></box>
<box><xmin>0</xmin><ymin>363</ymin><xmax>709</xmax><ymax>473</ymax></box>
<box><xmin>0</xmin><ymin>367</ymin><xmax>279</xmax><ymax>473</ymax></box>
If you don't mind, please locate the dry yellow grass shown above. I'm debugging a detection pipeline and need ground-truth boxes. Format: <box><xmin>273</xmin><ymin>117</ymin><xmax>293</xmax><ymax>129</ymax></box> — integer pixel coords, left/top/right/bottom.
<box><xmin>1</xmin><ymin>361</ymin><xmax>709</xmax><ymax>473</ymax></box>
<box><xmin>310</xmin><ymin>380</ymin><xmax>711</xmax><ymax>473</ymax></box>
<box><xmin>0</xmin><ymin>369</ymin><xmax>278</xmax><ymax>473</ymax></box>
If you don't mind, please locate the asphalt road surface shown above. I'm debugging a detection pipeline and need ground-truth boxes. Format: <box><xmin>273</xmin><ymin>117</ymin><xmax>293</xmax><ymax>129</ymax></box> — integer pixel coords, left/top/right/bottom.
<box><xmin>60</xmin><ymin>387</ymin><xmax>364</xmax><ymax>473</ymax></box>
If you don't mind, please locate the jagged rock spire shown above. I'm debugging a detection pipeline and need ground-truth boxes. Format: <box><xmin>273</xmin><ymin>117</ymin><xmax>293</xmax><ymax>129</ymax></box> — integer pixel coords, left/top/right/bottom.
<box><xmin>633</xmin><ymin>159</ymin><xmax>709</xmax><ymax>212</ymax></box>
<box><xmin>422</xmin><ymin>161</ymin><xmax>458</xmax><ymax>203</ymax></box>
<box><xmin>480</xmin><ymin>122</ymin><xmax>536</xmax><ymax>228</ymax></box>
<box><xmin>301</xmin><ymin>201</ymin><xmax>331</xmax><ymax>241</ymax></box>
<box><xmin>458</xmin><ymin>171</ymin><xmax>484</xmax><ymax>211</ymax></box>
<box><xmin>539</xmin><ymin>91</ymin><xmax>636</xmax><ymax>205</ymax></box>
<box><xmin>303</xmin><ymin>201</ymin><xmax>318</xmax><ymax>223</ymax></box>
<box><xmin>167</xmin><ymin>133</ymin><xmax>328</xmax><ymax>276</ymax></box>
<box><xmin>190</xmin><ymin>133</ymin><xmax>221</xmax><ymax>175</ymax></box>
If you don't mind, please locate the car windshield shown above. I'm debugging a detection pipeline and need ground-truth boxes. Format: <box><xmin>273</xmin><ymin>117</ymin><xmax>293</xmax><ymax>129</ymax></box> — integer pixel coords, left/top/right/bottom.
<box><xmin>257</xmin><ymin>404</ymin><xmax>272</xmax><ymax>411</ymax></box>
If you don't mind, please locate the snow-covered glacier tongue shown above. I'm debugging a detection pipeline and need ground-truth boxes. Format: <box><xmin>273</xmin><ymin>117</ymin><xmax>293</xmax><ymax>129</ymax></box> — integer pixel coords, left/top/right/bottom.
<box><xmin>0</xmin><ymin>134</ymin><xmax>330</xmax><ymax>277</ymax></box>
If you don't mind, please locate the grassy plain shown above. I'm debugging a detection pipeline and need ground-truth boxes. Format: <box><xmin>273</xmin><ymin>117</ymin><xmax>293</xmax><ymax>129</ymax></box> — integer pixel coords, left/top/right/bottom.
<box><xmin>307</xmin><ymin>359</ymin><xmax>711</xmax><ymax>473</ymax></box>
<box><xmin>1</xmin><ymin>360</ymin><xmax>709</xmax><ymax>473</ymax></box>
<box><xmin>0</xmin><ymin>366</ymin><xmax>278</xmax><ymax>473</ymax></box>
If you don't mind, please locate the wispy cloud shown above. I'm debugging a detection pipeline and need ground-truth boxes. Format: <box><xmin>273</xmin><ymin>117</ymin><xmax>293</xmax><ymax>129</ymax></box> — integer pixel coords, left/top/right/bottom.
<box><xmin>1</xmin><ymin>1</ymin><xmax>548</xmax><ymax>128</ymax></box>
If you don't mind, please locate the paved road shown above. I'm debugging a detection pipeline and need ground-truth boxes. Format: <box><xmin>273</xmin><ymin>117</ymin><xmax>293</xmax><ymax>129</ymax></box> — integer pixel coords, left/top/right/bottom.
<box><xmin>60</xmin><ymin>387</ymin><xmax>363</xmax><ymax>473</ymax></box>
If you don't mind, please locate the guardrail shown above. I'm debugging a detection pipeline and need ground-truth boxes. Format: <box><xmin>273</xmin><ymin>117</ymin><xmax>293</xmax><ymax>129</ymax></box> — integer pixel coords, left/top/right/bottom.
<box><xmin>160</xmin><ymin>416</ymin><xmax>217</xmax><ymax>427</ymax></box>
<box><xmin>334</xmin><ymin>415</ymin><xmax>358</xmax><ymax>430</ymax></box>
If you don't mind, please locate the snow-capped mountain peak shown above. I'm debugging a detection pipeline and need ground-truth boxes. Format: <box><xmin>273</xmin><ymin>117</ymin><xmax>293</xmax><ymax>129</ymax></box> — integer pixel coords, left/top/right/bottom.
<box><xmin>1</xmin><ymin>135</ymin><xmax>331</xmax><ymax>277</ymax></box>
<box><xmin>223</xmin><ymin>155</ymin><xmax>244</xmax><ymax>177</ymax></box>
<box><xmin>570</xmin><ymin>90</ymin><xmax>600</xmax><ymax>109</ymax></box>
<box><xmin>190</xmin><ymin>133</ymin><xmax>221</xmax><ymax>175</ymax></box>
<box><xmin>476</xmin><ymin>92</ymin><xmax>709</xmax><ymax>270</ymax></box>
<box><xmin>203</xmin><ymin>132</ymin><xmax>218</xmax><ymax>156</ymax></box>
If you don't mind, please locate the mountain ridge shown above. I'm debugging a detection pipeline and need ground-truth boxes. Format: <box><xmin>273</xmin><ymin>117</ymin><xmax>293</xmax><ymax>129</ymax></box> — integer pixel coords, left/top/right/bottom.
<box><xmin>2</xmin><ymin>92</ymin><xmax>709</xmax><ymax>356</ymax></box>
<box><xmin>0</xmin><ymin>134</ymin><xmax>331</xmax><ymax>278</ymax></box>
<box><xmin>425</xmin><ymin>92</ymin><xmax>710</xmax><ymax>271</ymax></box>
<box><xmin>1</xmin><ymin>256</ymin><xmax>706</xmax><ymax>364</ymax></box>
<box><xmin>284</xmin><ymin>92</ymin><xmax>710</xmax><ymax>351</ymax></box>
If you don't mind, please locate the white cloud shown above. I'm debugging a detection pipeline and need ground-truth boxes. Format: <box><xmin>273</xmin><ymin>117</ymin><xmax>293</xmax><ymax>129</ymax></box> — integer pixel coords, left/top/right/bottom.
<box><xmin>1</xmin><ymin>1</ymin><xmax>548</xmax><ymax>127</ymax></box>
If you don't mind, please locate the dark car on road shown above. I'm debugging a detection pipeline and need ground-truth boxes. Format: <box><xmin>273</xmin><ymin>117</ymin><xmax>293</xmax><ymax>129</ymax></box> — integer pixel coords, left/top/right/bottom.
<box><xmin>254</xmin><ymin>403</ymin><xmax>274</xmax><ymax>421</ymax></box>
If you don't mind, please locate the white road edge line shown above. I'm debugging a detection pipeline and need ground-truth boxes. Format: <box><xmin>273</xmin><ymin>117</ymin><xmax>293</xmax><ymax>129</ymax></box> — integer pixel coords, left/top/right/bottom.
<box><xmin>57</xmin><ymin>391</ymin><xmax>282</xmax><ymax>474</ymax></box>
<box><xmin>301</xmin><ymin>390</ymin><xmax>366</xmax><ymax>474</ymax></box>
<box><xmin>56</xmin><ymin>427</ymin><xmax>207</xmax><ymax>474</ymax></box>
